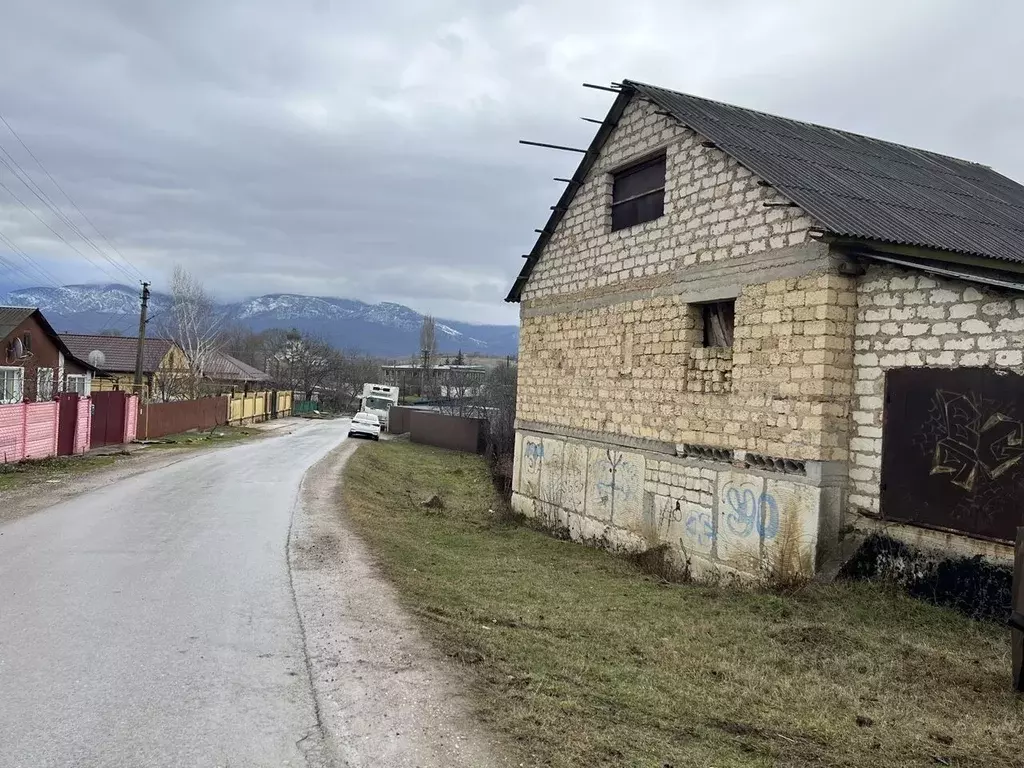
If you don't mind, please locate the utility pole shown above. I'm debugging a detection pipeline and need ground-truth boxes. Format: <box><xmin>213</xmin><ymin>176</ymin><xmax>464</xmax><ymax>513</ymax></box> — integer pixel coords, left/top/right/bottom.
<box><xmin>134</xmin><ymin>282</ymin><xmax>151</xmax><ymax>396</ymax></box>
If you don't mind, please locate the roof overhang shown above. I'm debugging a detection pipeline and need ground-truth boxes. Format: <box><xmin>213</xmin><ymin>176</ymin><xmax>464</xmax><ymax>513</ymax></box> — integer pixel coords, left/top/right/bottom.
<box><xmin>505</xmin><ymin>86</ymin><xmax>636</xmax><ymax>303</ymax></box>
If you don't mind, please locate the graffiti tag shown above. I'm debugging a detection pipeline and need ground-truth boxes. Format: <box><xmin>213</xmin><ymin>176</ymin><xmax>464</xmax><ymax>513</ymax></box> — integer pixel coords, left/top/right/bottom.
<box><xmin>524</xmin><ymin>440</ymin><xmax>544</xmax><ymax>471</ymax></box>
<box><xmin>594</xmin><ymin>450</ymin><xmax>634</xmax><ymax>523</ymax></box>
<box><xmin>722</xmin><ymin>483</ymin><xmax>779</xmax><ymax>540</ymax></box>
<box><xmin>685</xmin><ymin>511</ymin><xmax>715</xmax><ymax>547</ymax></box>
<box><xmin>930</xmin><ymin>390</ymin><xmax>1024</xmax><ymax>491</ymax></box>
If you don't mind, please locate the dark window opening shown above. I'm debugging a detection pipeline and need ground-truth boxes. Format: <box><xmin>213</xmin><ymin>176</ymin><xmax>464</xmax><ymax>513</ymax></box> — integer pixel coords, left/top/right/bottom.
<box><xmin>702</xmin><ymin>301</ymin><xmax>735</xmax><ymax>347</ymax></box>
<box><xmin>22</xmin><ymin>332</ymin><xmax>31</xmax><ymax>353</ymax></box>
<box><xmin>611</xmin><ymin>155</ymin><xmax>666</xmax><ymax>231</ymax></box>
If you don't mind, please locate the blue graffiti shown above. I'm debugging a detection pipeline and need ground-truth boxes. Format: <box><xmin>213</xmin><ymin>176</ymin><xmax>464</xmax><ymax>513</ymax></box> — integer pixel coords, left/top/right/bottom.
<box><xmin>524</xmin><ymin>440</ymin><xmax>544</xmax><ymax>470</ymax></box>
<box><xmin>723</xmin><ymin>483</ymin><xmax>779</xmax><ymax>540</ymax></box>
<box><xmin>686</xmin><ymin>511</ymin><xmax>715</xmax><ymax>547</ymax></box>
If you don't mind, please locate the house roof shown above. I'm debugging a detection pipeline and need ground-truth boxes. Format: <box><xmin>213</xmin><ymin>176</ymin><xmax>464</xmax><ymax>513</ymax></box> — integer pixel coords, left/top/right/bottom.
<box><xmin>60</xmin><ymin>333</ymin><xmax>174</xmax><ymax>374</ymax></box>
<box><xmin>507</xmin><ymin>80</ymin><xmax>1024</xmax><ymax>301</ymax></box>
<box><xmin>203</xmin><ymin>351</ymin><xmax>270</xmax><ymax>382</ymax></box>
<box><xmin>1</xmin><ymin>306</ymin><xmax>94</xmax><ymax>368</ymax></box>
<box><xmin>0</xmin><ymin>306</ymin><xmax>35</xmax><ymax>341</ymax></box>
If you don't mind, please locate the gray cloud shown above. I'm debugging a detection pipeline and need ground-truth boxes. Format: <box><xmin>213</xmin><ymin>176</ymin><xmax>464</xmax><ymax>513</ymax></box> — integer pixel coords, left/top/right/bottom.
<box><xmin>0</xmin><ymin>0</ymin><xmax>1020</xmax><ymax>323</ymax></box>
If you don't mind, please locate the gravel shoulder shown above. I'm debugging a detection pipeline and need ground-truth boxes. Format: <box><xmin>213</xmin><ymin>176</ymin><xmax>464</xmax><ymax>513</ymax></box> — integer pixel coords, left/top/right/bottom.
<box><xmin>290</xmin><ymin>439</ymin><xmax>512</xmax><ymax>768</ymax></box>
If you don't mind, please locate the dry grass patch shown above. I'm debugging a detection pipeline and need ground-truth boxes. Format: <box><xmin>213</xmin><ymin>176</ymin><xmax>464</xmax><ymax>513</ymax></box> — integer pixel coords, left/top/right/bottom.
<box><xmin>341</xmin><ymin>440</ymin><xmax>1023</xmax><ymax>768</ymax></box>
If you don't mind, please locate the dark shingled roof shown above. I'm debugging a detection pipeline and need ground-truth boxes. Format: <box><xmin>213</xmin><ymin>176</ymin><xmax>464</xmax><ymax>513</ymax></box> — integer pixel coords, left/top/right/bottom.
<box><xmin>1</xmin><ymin>306</ymin><xmax>92</xmax><ymax>367</ymax></box>
<box><xmin>0</xmin><ymin>306</ymin><xmax>35</xmax><ymax>341</ymax></box>
<box><xmin>204</xmin><ymin>351</ymin><xmax>270</xmax><ymax>383</ymax></box>
<box><xmin>60</xmin><ymin>333</ymin><xmax>174</xmax><ymax>374</ymax></box>
<box><xmin>507</xmin><ymin>80</ymin><xmax>1024</xmax><ymax>302</ymax></box>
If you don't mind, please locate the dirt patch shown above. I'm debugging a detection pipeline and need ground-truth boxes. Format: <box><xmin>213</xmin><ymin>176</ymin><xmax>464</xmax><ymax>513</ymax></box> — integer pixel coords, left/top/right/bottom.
<box><xmin>288</xmin><ymin>440</ymin><xmax>512</xmax><ymax>768</ymax></box>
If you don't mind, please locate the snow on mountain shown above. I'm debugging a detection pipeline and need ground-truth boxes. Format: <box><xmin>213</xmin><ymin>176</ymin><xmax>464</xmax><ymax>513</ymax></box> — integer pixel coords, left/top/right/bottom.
<box><xmin>0</xmin><ymin>284</ymin><xmax>518</xmax><ymax>357</ymax></box>
<box><xmin>0</xmin><ymin>284</ymin><xmax>169</xmax><ymax>316</ymax></box>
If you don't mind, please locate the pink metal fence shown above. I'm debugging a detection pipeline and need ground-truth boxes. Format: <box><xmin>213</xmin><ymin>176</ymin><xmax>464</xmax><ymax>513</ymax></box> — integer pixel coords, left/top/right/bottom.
<box><xmin>75</xmin><ymin>397</ymin><xmax>92</xmax><ymax>455</ymax></box>
<box><xmin>124</xmin><ymin>395</ymin><xmax>138</xmax><ymax>444</ymax></box>
<box><xmin>0</xmin><ymin>402</ymin><xmax>59</xmax><ymax>463</ymax></box>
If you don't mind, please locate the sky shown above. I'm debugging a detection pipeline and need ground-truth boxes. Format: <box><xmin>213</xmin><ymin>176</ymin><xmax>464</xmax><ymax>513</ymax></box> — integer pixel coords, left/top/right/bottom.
<box><xmin>0</xmin><ymin>1</ymin><xmax>1021</xmax><ymax>325</ymax></box>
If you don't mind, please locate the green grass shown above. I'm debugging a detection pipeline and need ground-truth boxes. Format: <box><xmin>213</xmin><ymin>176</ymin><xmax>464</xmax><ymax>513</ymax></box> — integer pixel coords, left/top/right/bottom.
<box><xmin>146</xmin><ymin>424</ymin><xmax>260</xmax><ymax>447</ymax></box>
<box><xmin>341</xmin><ymin>441</ymin><xmax>1023</xmax><ymax>768</ymax></box>
<box><xmin>0</xmin><ymin>453</ymin><xmax>125</xmax><ymax>492</ymax></box>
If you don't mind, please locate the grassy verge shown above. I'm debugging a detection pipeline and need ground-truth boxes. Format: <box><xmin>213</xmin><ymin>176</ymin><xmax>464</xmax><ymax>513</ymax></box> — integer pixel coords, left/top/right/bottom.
<box><xmin>145</xmin><ymin>424</ymin><xmax>260</xmax><ymax>448</ymax></box>
<box><xmin>341</xmin><ymin>441</ymin><xmax>1022</xmax><ymax>768</ymax></box>
<box><xmin>0</xmin><ymin>453</ymin><xmax>126</xmax><ymax>492</ymax></box>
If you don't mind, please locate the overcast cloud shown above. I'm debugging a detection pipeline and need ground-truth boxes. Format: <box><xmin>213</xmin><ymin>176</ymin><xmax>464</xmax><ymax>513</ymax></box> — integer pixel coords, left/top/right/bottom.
<box><xmin>0</xmin><ymin>1</ymin><xmax>1020</xmax><ymax>324</ymax></box>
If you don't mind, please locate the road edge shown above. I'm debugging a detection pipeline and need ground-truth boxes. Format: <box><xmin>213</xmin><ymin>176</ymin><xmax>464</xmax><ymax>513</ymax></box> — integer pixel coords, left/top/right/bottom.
<box><xmin>288</xmin><ymin>440</ymin><xmax>512</xmax><ymax>768</ymax></box>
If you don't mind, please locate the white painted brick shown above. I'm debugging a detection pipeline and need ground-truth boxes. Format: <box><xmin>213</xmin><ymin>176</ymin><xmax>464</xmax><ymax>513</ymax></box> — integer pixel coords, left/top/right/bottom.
<box><xmin>949</xmin><ymin>303</ymin><xmax>978</xmax><ymax>319</ymax></box>
<box><xmin>960</xmin><ymin>319</ymin><xmax>992</xmax><ymax>334</ymax></box>
<box><xmin>902</xmin><ymin>323</ymin><xmax>929</xmax><ymax>336</ymax></box>
<box><xmin>996</xmin><ymin>350</ymin><xmax>1023</xmax><ymax>366</ymax></box>
<box><xmin>960</xmin><ymin>352</ymin><xmax>991</xmax><ymax>366</ymax></box>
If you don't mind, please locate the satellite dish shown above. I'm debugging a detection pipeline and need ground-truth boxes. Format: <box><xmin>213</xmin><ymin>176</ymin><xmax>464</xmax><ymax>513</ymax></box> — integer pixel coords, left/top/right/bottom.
<box><xmin>88</xmin><ymin>350</ymin><xmax>106</xmax><ymax>368</ymax></box>
<box><xmin>12</xmin><ymin>338</ymin><xmax>24</xmax><ymax>359</ymax></box>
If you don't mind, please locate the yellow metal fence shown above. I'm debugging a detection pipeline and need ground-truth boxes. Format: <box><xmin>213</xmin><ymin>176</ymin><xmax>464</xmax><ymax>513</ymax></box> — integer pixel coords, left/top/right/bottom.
<box><xmin>227</xmin><ymin>390</ymin><xmax>293</xmax><ymax>425</ymax></box>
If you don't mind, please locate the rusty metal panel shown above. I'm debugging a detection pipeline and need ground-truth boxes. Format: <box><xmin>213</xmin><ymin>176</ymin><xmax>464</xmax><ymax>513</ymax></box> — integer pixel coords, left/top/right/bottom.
<box><xmin>881</xmin><ymin>367</ymin><xmax>1024</xmax><ymax>542</ymax></box>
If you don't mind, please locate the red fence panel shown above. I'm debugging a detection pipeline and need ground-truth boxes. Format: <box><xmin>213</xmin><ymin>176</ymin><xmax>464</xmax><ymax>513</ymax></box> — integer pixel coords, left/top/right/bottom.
<box><xmin>139</xmin><ymin>397</ymin><xmax>228</xmax><ymax>440</ymax></box>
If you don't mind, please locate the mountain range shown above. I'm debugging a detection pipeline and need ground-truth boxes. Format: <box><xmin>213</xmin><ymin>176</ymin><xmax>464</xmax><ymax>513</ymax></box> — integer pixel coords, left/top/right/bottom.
<box><xmin>0</xmin><ymin>284</ymin><xmax>520</xmax><ymax>358</ymax></box>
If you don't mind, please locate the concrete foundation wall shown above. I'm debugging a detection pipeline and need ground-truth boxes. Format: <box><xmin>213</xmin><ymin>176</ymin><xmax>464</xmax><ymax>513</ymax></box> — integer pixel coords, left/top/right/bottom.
<box><xmin>512</xmin><ymin>428</ymin><xmax>843</xmax><ymax>580</ymax></box>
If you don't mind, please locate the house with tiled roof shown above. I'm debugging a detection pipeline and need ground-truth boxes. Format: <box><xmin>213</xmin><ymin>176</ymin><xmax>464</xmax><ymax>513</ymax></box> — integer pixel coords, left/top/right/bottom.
<box><xmin>509</xmin><ymin>79</ymin><xmax>1024</xmax><ymax>579</ymax></box>
<box><xmin>60</xmin><ymin>333</ymin><xmax>189</xmax><ymax>400</ymax></box>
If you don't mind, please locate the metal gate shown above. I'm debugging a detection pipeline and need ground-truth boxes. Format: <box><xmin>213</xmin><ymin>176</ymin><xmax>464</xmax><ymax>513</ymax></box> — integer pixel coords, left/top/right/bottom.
<box><xmin>56</xmin><ymin>393</ymin><xmax>80</xmax><ymax>455</ymax></box>
<box><xmin>90</xmin><ymin>390</ymin><xmax>128</xmax><ymax>448</ymax></box>
<box><xmin>881</xmin><ymin>367</ymin><xmax>1024</xmax><ymax>541</ymax></box>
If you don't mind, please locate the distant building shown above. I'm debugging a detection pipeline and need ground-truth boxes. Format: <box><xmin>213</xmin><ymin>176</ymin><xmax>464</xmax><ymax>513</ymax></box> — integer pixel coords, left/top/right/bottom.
<box><xmin>381</xmin><ymin>363</ymin><xmax>486</xmax><ymax>398</ymax></box>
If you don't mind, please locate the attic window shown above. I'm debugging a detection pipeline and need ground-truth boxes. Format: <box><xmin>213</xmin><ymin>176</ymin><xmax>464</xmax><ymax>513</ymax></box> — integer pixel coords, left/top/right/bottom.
<box><xmin>22</xmin><ymin>332</ymin><xmax>31</xmax><ymax>353</ymax></box>
<box><xmin>702</xmin><ymin>301</ymin><xmax>735</xmax><ymax>348</ymax></box>
<box><xmin>611</xmin><ymin>155</ymin><xmax>666</xmax><ymax>231</ymax></box>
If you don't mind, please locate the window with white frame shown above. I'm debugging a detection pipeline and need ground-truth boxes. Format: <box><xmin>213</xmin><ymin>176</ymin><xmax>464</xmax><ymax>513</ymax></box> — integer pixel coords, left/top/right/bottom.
<box><xmin>65</xmin><ymin>374</ymin><xmax>89</xmax><ymax>396</ymax></box>
<box><xmin>37</xmin><ymin>368</ymin><xmax>54</xmax><ymax>401</ymax></box>
<box><xmin>0</xmin><ymin>367</ymin><xmax>24</xmax><ymax>404</ymax></box>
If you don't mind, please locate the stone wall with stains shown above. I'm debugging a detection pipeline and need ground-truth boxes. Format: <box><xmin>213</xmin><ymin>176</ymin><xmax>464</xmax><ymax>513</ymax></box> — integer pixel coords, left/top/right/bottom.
<box><xmin>512</xmin><ymin>430</ymin><xmax>839</xmax><ymax>579</ymax></box>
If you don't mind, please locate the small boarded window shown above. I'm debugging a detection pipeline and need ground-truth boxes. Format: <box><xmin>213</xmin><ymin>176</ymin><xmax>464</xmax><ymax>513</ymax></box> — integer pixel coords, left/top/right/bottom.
<box><xmin>702</xmin><ymin>301</ymin><xmax>735</xmax><ymax>348</ymax></box>
<box><xmin>611</xmin><ymin>155</ymin><xmax>666</xmax><ymax>231</ymax></box>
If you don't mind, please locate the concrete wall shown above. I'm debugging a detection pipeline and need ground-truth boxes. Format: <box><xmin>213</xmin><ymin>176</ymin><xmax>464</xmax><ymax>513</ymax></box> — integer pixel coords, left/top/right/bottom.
<box><xmin>512</xmin><ymin>429</ymin><xmax>842</xmax><ymax>579</ymax></box>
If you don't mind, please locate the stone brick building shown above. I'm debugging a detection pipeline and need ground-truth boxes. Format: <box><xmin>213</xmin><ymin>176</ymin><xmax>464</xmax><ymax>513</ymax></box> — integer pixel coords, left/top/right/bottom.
<box><xmin>507</xmin><ymin>79</ymin><xmax>1024</xmax><ymax>578</ymax></box>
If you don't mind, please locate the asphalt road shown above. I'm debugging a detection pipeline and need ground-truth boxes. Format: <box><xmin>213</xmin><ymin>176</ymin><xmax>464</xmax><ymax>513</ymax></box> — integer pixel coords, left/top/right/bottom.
<box><xmin>0</xmin><ymin>420</ymin><xmax>348</xmax><ymax>768</ymax></box>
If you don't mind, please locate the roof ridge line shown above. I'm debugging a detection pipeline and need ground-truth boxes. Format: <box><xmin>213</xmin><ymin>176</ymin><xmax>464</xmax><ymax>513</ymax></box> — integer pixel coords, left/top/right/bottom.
<box><xmin>624</xmin><ymin>79</ymin><xmax>993</xmax><ymax>170</ymax></box>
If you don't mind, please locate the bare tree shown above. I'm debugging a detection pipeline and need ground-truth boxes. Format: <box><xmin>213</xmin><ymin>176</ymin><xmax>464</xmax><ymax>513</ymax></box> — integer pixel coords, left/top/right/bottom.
<box><xmin>160</xmin><ymin>265</ymin><xmax>223</xmax><ymax>398</ymax></box>
<box><xmin>266</xmin><ymin>329</ymin><xmax>337</xmax><ymax>400</ymax></box>
<box><xmin>482</xmin><ymin>362</ymin><xmax>518</xmax><ymax>499</ymax></box>
<box><xmin>419</xmin><ymin>315</ymin><xmax>437</xmax><ymax>397</ymax></box>
<box><xmin>323</xmin><ymin>352</ymin><xmax>381</xmax><ymax>412</ymax></box>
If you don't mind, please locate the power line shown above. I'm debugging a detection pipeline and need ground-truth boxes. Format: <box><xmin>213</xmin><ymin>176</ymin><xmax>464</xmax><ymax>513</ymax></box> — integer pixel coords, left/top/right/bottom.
<box><xmin>0</xmin><ymin>228</ymin><xmax>64</xmax><ymax>288</ymax></box>
<box><xmin>0</xmin><ymin>148</ymin><xmax>137</xmax><ymax>283</ymax></box>
<box><xmin>0</xmin><ymin>176</ymin><xmax>129</xmax><ymax>285</ymax></box>
<box><xmin>0</xmin><ymin>112</ymin><xmax>144</xmax><ymax>282</ymax></box>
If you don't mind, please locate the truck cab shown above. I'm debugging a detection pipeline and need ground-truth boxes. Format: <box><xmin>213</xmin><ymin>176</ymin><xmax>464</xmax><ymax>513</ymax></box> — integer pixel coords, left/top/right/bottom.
<box><xmin>359</xmin><ymin>383</ymin><xmax>399</xmax><ymax>429</ymax></box>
